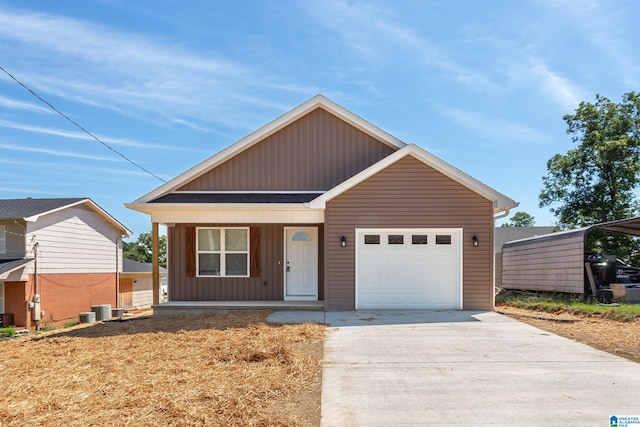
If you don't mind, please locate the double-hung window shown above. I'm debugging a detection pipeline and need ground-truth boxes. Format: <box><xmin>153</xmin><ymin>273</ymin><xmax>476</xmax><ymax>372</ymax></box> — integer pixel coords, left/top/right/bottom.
<box><xmin>197</xmin><ymin>227</ymin><xmax>249</xmax><ymax>277</ymax></box>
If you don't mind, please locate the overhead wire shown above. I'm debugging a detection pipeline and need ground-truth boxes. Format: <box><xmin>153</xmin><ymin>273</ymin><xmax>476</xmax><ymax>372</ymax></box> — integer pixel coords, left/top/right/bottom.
<box><xmin>0</xmin><ymin>65</ymin><xmax>166</xmax><ymax>182</ymax></box>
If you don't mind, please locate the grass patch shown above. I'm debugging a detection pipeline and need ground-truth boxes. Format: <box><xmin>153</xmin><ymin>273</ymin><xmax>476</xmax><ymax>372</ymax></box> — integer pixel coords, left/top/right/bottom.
<box><xmin>0</xmin><ymin>326</ymin><xmax>16</xmax><ymax>337</ymax></box>
<box><xmin>496</xmin><ymin>289</ymin><xmax>640</xmax><ymax>322</ymax></box>
<box><xmin>62</xmin><ymin>321</ymin><xmax>79</xmax><ymax>329</ymax></box>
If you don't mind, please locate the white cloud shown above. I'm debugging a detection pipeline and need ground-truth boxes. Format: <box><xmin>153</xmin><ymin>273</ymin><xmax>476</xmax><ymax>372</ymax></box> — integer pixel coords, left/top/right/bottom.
<box><xmin>0</xmin><ymin>143</ymin><xmax>122</xmax><ymax>162</ymax></box>
<box><xmin>0</xmin><ymin>5</ymin><xmax>304</xmax><ymax>130</ymax></box>
<box><xmin>0</xmin><ymin>118</ymin><xmax>194</xmax><ymax>151</ymax></box>
<box><xmin>0</xmin><ymin>94</ymin><xmax>53</xmax><ymax>114</ymax></box>
<box><xmin>304</xmin><ymin>0</ymin><xmax>498</xmax><ymax>91</ymax></box>
<box><xmin>441</xmin><ymin>107</ymin><xmax>552</xmax><ymax>144</ymax></box>
<box><xmin>528</xmin><ymin>62</ymin><xmax>584</xmax><ymax>112</ymax></box>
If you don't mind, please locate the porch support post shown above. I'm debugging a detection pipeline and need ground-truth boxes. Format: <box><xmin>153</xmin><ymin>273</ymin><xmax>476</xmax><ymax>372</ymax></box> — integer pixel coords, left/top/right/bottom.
<box><xmin>152</xmin><ymin>222</ymin><xmax>160</xmax><ymax>306</ymax></box>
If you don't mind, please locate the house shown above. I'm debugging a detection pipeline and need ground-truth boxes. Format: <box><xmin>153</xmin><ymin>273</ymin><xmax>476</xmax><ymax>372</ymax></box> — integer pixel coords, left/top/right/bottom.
<box><xmin>0</xmin><ymin>198</ymin><xmax>131</xmax><ymax>329</ymax></box>
<box><xmin>127</xmin><ymin>95</ymin><xmax>518</xmax><ymax>312</ymax></box>
<box><xmin>119</xmin><ymin>258</ymin><xmax>167</xmax><ymax>309</ymax></box>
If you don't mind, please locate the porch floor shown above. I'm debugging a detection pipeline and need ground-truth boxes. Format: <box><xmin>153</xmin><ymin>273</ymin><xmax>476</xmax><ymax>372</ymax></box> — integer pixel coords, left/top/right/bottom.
<box><xmin>152</xmin><ymin>300</ymin><xmax>325</xmax><ymax>317</ymax></box>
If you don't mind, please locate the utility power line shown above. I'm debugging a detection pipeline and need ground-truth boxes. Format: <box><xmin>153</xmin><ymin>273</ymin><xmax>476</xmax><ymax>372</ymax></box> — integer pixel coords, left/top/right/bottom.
<box><xmin>0</xmin><ymin>65</ymin><xmax>166</xmax><ymax>183</ymax></box>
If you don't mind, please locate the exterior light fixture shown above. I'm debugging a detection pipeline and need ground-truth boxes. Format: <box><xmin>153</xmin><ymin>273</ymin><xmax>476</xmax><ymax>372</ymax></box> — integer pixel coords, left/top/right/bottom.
<box><xmin>341</xmin><ymin>236</ymin><xmax>347</xmax><ymax>247</ymax></box>
<box><xmin>472</xmin><ymin>235</ymin><xmax>479</xmax><ymax>247</ymax></box>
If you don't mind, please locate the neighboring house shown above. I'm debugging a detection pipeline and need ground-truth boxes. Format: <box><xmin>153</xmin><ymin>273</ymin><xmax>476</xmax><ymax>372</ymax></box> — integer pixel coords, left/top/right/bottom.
<box><xmin>0</xmin><ymin>198</ymin><xmax>131</xmax><ymax>329</ymax></box>
<box><xmin>127</xmin><ymin>95</ymin><xmax>518</xmax><ymax>311</ymax></box>
<box><xmin>494</xmin><ymin>226</ymin><xmax>555</xmax><ymax>288</ymax></box>
<box><xmin>119</xmin><ymin>258</ymin><xmax>167</xmax><ymax>309</ymax></box>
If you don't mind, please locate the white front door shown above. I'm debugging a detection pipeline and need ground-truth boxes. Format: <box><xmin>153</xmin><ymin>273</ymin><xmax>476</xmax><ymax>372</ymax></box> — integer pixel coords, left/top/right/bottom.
<box><xmin>0</xmin><ymin>282</ymin><xmax>4</xmax><ymax>314</ymax></box>
<box><xmin>284</xmin><ymin>227</ymin><xmax>318</xmax><ymax>300</ymax></box>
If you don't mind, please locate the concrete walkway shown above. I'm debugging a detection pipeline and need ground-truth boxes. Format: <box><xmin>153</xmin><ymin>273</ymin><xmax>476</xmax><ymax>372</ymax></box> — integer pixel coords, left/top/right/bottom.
<box><xmin>267</xmin><ymin>310</ymin><xmax>640</xmax><ymax>426</ymax></box>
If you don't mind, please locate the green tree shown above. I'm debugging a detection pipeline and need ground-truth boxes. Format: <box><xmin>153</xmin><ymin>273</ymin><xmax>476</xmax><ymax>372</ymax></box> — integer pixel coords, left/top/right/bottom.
<box><xmin>123</xmin><ymin>232</ymin><xmax>167</xmax><ymax>268</ymax></box>
<box><xmin>539</xmin><ymin>92</ymin><xmax>640</xmax><ymax>262</ymax></box>
<box><xmin>500</xmin><ymin>211</ymin><xmax>536</xmax><ymax>227</ymax></box>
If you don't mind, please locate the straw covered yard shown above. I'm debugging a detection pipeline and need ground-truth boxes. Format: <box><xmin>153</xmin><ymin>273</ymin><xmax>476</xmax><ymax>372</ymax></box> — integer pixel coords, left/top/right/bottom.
<box><xmin>0</xmin><ymin>311</ymin><xmax>325</xmax><ymax>426</ymax></box>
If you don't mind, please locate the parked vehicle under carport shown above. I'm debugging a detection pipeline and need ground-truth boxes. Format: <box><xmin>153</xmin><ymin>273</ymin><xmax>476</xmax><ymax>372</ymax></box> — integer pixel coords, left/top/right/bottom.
<box><xmin>501</xmin><ymin>216</ymin><xmax>640</xmax><ymax>303</ymax></box>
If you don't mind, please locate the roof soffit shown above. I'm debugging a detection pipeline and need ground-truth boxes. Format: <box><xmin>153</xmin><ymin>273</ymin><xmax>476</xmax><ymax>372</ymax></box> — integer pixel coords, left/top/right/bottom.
<box><xmin>132</xmin><ymin>95</ymin><xmax>406</xmax><ymax>203</ymax></box>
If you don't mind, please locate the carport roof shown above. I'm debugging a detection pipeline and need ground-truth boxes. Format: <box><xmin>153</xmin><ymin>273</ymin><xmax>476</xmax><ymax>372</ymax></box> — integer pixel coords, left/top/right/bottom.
<box><xmin>594</xmin><ymin>216</ymin><xmax>640</xmax><ymax>236</ymax></box>
<box><xmin>503</xmin><ymin>216</ymin><xmax>640</xmax><ymax>248</ymax></box>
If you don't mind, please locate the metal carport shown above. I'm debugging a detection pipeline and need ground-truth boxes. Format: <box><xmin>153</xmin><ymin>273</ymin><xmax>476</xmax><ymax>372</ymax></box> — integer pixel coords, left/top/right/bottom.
<box><xmin>501</xmin><ymin>216</ymin><xmax>640</xmax><ymax>296</ymax></box>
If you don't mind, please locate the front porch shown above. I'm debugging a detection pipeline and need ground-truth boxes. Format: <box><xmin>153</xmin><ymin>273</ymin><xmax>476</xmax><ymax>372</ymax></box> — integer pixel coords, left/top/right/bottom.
<box><xmin>153</xmin><ymin>300</ymin><xmax>325</xmax><ymax>317</ymax></box>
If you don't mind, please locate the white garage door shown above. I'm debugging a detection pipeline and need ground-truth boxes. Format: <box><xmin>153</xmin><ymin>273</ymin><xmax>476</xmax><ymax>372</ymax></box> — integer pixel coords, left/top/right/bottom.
<box><xmin>356</xmin><ymin>229</ymin><xmax>462</xmax><ymax>310</ymax></box>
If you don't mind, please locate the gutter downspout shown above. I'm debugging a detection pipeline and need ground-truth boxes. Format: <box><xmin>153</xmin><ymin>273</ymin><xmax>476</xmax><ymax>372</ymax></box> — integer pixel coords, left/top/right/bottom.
<box><xmin>492</xmin><ymin>205</ymin><xmax>517</xmax><ymax>311</ymax></box>
<box><xmin>493</xmin><ymin>208</ymin><xmax>513</xmax><ymax>221</ymax></box>
<box><xmin>33</xmin><ymin>242</ymin><xmax>39</xmax><ymax>331</ymax></box>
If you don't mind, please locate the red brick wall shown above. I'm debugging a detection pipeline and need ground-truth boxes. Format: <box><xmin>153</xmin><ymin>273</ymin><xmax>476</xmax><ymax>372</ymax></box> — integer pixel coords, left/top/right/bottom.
<box><xmin>37</xmin><ymin>273</ymin><xmax>117</xmax><ymax>328</ymax></box>
<box><xmin>4</xmin><ymin>280</ymin><xmax>29</xmax><ymax>328</ymax></box>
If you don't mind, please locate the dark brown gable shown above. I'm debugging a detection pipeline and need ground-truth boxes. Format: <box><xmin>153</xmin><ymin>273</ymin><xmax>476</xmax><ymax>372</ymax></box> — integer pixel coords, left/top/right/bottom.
<box><xmin>177</xmin><ymin>108</ymin><xmax>396</xmax><ymax>192</ymax></box>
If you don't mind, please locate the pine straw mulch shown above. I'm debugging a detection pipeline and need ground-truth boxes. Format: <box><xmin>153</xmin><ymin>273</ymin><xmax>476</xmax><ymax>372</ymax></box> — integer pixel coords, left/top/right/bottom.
<box><xmin>0</xmin><ymin>310</ymin><xmax>326</xmax><ymax>427</ymax></box>
<box><xmin>497</xmin><ymin>305</ymin><xmax>640</xmax><ymax>363</ymax></box>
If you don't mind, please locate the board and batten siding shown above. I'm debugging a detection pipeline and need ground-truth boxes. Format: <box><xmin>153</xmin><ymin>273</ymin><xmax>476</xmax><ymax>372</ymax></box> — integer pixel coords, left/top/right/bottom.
<box><xmin>26</xmin><ymin>205</ymin><xmax>124</xmax><ymax>274</ymax></box>
<box><xmin>178</xmin><ymin>108</ymin><xmax>396</xmax><ymax>192</ymax></box>
<box><xmin>168</xmin><ymin>223</ymin><xmax>324</xmax><ymax>301</ymax></box>
<box><xmin>324</xmin><ymin>155</ymin><xmax>495</xmax><ymax>310</ymax></box>
<box><xmin>501</xmin><ymin>232</ymin><xmax>585</xmax><ymax>294</ymax></box>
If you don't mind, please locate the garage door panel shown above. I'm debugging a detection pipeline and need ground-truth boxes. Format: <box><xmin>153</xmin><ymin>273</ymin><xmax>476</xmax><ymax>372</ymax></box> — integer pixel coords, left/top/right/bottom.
<box><xmin>356</xmin><ymin>229</ymin><xmax>461</xmax><ymax>310</ymax></box>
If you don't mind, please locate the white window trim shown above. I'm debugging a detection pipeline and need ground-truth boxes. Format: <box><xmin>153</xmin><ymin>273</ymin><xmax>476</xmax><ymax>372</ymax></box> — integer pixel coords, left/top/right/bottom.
<box><xmin>196</xmin><ymin>227</ymin><xmax>249</xmax><ymax>277</ymax></box>
<box><xmin>0</xmin><ymin>226</ymin><xmax>5</xmax><ymax>254</ymax></box>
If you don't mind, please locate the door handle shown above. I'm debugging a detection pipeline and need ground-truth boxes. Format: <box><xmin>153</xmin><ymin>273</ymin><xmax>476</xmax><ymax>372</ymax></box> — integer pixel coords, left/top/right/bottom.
<box><xmin>286</xmin><ymin>261</ymin><xmax>290</xmax><ymax>272</ymax></box>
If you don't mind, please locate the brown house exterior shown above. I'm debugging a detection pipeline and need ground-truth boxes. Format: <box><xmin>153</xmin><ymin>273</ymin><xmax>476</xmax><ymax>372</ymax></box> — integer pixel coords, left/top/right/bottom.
<box><xmin>127</xmin><ymin>95</ymin><xmax>517</xmax><ymax>311</ymax></box>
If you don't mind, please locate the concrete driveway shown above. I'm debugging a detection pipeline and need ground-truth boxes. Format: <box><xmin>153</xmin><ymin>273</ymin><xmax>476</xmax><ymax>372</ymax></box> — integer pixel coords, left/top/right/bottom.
<box><xmin>268</xmin><ymin>310</ymin><xmax>640</xmax><ymax>426</ymax></box>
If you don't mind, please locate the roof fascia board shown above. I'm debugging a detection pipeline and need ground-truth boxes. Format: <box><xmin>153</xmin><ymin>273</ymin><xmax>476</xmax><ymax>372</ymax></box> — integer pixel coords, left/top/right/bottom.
<box><xmin>172</xmin><ymin>190</ymin><xmax>325</xmax><ymax>194</ymax></box>
<box><xmin>133</xmin><ymin>95</ymin><xmax>406</xmax><ymax>203</ymax></box>
<box><xmin>309</xmin><ymin>144</ymin><xmax>518</xmax><ymax>212</ymax></box>
<box><xmin>125</xmin><ymin>202</ymin><xmax>313</xmax><ymax>214</ymax></box>
<box><xmin>25</xmin><ymin>199</ymin><xmax>132</xmax><ymax>236</ymax></box>
<box><xmin>22</xmin><ymin>199</ymin><xmax>89</xmax><ymax>222</ymax></box>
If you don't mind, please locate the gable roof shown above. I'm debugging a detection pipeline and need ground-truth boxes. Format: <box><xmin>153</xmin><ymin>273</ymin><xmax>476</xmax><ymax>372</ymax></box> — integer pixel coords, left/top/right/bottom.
<box><xmin>0</xmin><ymin>198</ymin><xmax>86</xmax><ymax>219</ymax></box>
<box><xmin>0</xmin><ymin>258</ymin><xmax>34</xmax><ymax>277</ymax></box>
<box><xmin>132</xmin><ymin>95</ymin><xmax>406</xmax><ymax>203</ymax></box>
<box><xmin>0</xmin><ymin>198</ymin><xmax>132</xmax><ymax>235</ymax></box>
<box><xmin>122</xmin><ymin>258</ymin><xmax>167</xmax><ymax>273</ymax></box>
<box><xmin>308</xmin><ymin>144</ymin><xmax>518</xmax><ymax>214</ymax></box>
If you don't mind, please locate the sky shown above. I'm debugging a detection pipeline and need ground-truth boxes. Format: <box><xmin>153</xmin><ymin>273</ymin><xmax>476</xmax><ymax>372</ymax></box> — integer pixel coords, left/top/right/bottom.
<box><xmin>1</xmin><ymin>0</ymin><xmax>639</xmax><ymax>240</ymax></box>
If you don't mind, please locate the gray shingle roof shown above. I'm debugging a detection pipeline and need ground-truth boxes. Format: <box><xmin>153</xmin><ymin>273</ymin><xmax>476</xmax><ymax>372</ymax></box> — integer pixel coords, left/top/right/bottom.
<box><xmin>122</xmin><ymin>258</ymin><xmax>167</xmax><ymax>273</ymax></box>
<box><xmin>0</xmin><ymin>198</ymin><xmax>87</xmax><ymax>219</ymax></box>
<box><xmin>0</xmin><ymin>258</ymin><xmax>34</xmax><ymax>275</ymax></box>
<box><xmin>150</xmin><ymin>193</ymin><xmax>323</xmax><ymax>204</ymax></box>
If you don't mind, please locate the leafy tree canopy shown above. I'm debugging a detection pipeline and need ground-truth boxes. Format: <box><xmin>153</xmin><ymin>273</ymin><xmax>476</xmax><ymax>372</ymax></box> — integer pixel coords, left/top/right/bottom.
<box><xmin>123</xmin><ymin>232</ymin><xmax>167</xmax><ymax>268</ymax></box>
<box><xmin>539</xmin><ymin>92</ymin><xmax>640</xmax><ymax>262</ymax></box>
<box><xmin>500</xmin><ymin>211</ymin><xmax>536</xmax><ymax>227</ymax></box>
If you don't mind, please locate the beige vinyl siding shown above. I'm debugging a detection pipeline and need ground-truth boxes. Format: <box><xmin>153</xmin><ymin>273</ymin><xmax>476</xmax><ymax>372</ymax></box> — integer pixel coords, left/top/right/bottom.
<box><xmin>501</xmin><ymin>233</ymin><xmax>585</xmax><ymax>294</ymax></box>
<box><xmin>178</xmin><ymin>108</ymin><xmax>396</xmax><ymax>192</ymax></box>
<box><xmin>325</xmin><ymin>155</ymin><xmax>494</xmax><ymax>310</ymax></box>
<box><xmin>25</xmin><ymin>205</ymin><xmax>123</xmax><ymax>274</ymax></box>
<box><xmin>0</xmin><ymin>220</ymin><xmax>27</xmax><ymax>259</ymax></box>
<box><xmin>132</xmin><ymin>275</ymin><xmax>153</xmax><ymax>308</ymax></box>
<box><xmin>169</xmin><ymin>223</ymin><xmax>324</xmax><ymax>301</ymax></box>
